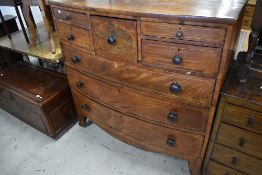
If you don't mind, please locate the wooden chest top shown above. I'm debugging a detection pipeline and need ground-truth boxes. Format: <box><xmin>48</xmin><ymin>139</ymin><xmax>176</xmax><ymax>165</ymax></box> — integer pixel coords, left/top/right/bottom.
<box><xmin>49</xmin><ymin>0</ymin><xmax>247</xmax><ymax>24</ymax></box>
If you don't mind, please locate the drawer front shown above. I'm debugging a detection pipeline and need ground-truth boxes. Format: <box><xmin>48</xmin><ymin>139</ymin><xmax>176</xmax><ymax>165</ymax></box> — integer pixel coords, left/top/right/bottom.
<box><xmin>242</xmin><ymin>16</ymin><xmax>252</xmax><ymax>27</ymax></box>
<box><xmin>53</xmin><ymin>8</ymin><xmax>89</xmax><ymax>28</ymax></box>
<box><xmin>211</xmin><ymin>143</ymin><xmax>262</xmax><ymax>175</ymax></box>
<box><xmin>245</xmin><ymin>6</ymin><xmax>255</xmax><ymax>17</ymax></box>
<box><xmin>90</xmin><ymin>16</ymin><xmax>137</xmax><ymax>63</ymax></box>
<box><xmin>206</xmin><ymin>161</ymin><xmax>246</xmax><ymax>175</ymax></box>
<box><xmin>71</xmin><ymin>89</ymin><xmax>204</xmax><ymax>157</ymax></box>
<box><xmin>222</xmin><ymin>103</ymin><xmax>262</xmax><ymax>134</ymax></box>
<box><xmin>56</xmin><ymin>21</ymin><xmax>93</xmax><ymax>51</ymax></box>
<box><xmin>216</xmin><ymin>123</ymin><xmax>262</xmax><ymax>159</ymax></box>
<box><xmin>142</xmin><ymin>40</ymin><xmax>222</xmax><ymax>76</ymax></box>
<box><xmin>141</xmin><ymin>21</ymin><xmax>225</xmax><ymax>45</ymax></box>
<box><xmin>67</xmin><ymin>67</ymin><xmax>209</xmax><ymax>133</ymax></box>
<box><xmin>63</xmin><ymin>46</ymin><xmax>215</xmax><ymax>105</ymax></box>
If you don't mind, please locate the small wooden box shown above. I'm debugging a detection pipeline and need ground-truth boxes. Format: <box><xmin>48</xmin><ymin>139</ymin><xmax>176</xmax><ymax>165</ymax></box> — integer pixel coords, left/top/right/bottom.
<box><xmin>0</xmin><ymin>62</ymin><xmax>76</xmax><ymax>138</ymax></box>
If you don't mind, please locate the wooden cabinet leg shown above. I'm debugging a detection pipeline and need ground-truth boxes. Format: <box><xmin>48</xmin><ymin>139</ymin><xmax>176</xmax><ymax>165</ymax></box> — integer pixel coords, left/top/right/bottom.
<box><xmin>79</xmin><ymin>116</ymin><xmax>93</xmax><ymax>128</ymax></box>
<box><xmin>188</xmin><ymin>159</ymin><xmax>202</xmax><ymax>175</ymax></box>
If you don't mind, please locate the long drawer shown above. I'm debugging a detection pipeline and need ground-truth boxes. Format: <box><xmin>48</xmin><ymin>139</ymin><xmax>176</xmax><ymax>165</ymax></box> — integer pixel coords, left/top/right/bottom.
<box><xmin>63</xmin><ymin>45</ymin><xmax>215</xmax><ymax>105</ymax></box>
<box><xmin>71</xmin><ymin>89</ymin><xmax>204</xmax><ymax>157</ymax></box>
<box><xmin>216</xmin><ymin>123</ymin><xmax>262</xmax><ymax>159</ymax></box>
<box><xmin>67</xmin><ymin>67</ymin><xmax>209</xmax><ymax>133</ymax></box>
<box><xmin>211</xmin><ymin>143</ymin><xmax>262</xmax><ymax>175</ymax></box>
<box><xmin>142</xmin><ymin>40</ymin><xmax>222</xmax><ymax>77</ymax></box>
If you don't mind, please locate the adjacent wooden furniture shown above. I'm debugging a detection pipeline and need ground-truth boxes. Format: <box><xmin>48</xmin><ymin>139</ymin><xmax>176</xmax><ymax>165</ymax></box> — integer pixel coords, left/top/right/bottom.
<box><xmin>0</xmin><ymin>62</ymin><xmax>76</xmax><ymax>138</ymax></box>
<box><xmin>50</xmin><ymin>0</ymin><xmax>246</xmax><ymax>174</ymax></box>
<box><xmin>0</xmin><ymin>22</ymin><xmax>62</xmax><ymax>63</ymax></box>
<box><xmin>203</xmin><ymin>62</ymin><xmax>262</xmax><ymax>175</ymax></box>
<box><xmin>22</xmin><ymin>0</ymin><xmax>56</xmax><ymax>53</ymax></box>
<box><xmin>242</xmin><ymin>0</ymin><xmax>257</xmax><ymax>29</ymax></box>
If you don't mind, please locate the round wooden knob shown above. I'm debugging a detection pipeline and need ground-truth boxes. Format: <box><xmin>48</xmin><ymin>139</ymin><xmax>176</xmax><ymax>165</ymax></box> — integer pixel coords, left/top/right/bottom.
<box><xmin>167</xmin><ymin>112</ymin><xmax>177</xmax><ymax>122</ymax></box>
<box><xmin>176</xmin><ymin>30</ymin><xmax>183</xmax><ymax>39</ymax></box>
<box><xmin>107</xmin><ymin>35</ymin><xmax>116</xmax><ymax>45</ymax></box>
<box><xmin>71</xmin><ymin>55</ymin><xmax>80</xmax><ymax>63</ymax></box>
<box><xmin>76</xmin><ymin>80</ymin><xmax>84</xmax><ymax>88</ymax></box>
<box><xmin>67</xmin><ymin>34</ymin><xmax>74</xmax><ymax>41</ymax></box>
<box><xmin>173</xmin><ymin>55</ymin><xmax>183</xmax><ymax>65</ymax></box>
<box><xmin>166</xmin><ymin>138</ymin><xmax>176</xmax><ymax>147</ymax></box>
<box><xmin>169</xmin><ymin>83</ymin><xmax>181</xmax><ymax>94</ymax></box>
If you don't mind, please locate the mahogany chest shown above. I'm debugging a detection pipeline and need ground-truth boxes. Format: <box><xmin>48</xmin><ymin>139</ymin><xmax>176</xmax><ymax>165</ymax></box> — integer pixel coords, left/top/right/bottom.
<box><xmin>203</xmin><ymin>62</ymin><xmax>262</xmax><ymax>175</ymax></box>
<box><xmin>0</xmin><ymin>62</ymin><xmax>76</xmax><ymax>138</ymax></box>
<box><xmin>49</xmin><ymin>0</ymin><xmax>246</xmax><ymax>174</ymax></box>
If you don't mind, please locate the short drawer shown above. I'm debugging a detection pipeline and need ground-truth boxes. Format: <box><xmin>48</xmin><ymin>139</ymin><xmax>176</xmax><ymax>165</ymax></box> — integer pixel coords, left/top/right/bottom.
<box><xmin>211</xmin><ymin>143</ymin><xmax>262</xmax><ymax>175</ymax></box>
<box><xmin>90</xmin><ymin>15</ymin><xmax>137</xmax><ymax>63</ymax></box>
<box><xmin>53</xmin><ymin>8</ymin><xmax>89</xmax><ymax>28</ymax></box>
<box><xmin>63</xmin><ymin>47</ymin><xmax>215</xmax><ymax>105</ymax></box>
<box><xmin>56</xmin><ymin>21</ymin><xmax>93</xmax><ymax>51</ymax></box>
<box><xmin>67</xmin><ymin>67</ymin><xmax>209</xmax><ymax>133</ymax></box>
<box><xmin>141</xmin><ymin>21</ymin><xmax>225</xmax><ymax>45</ymax></box>
<box><xmin>142</xmin><ymin>40</ymin><xmax>222</xmax><ymax>76</ymax></box>
<box><xmin>206</xmin><ymin>160</ymin><xmax>246</xmax><ymax>175</ymax></box>
<box><xmin>216</xmin><ymin>123</ymin><xmax>262</xmax><ymax>159</ymax></box>
<box><xmin>71</xmin><ymin>89</ymin><xmax>204</xmax><ymax>158</ymax></box>
<box><xmin>222</xmin><ymin>103</ymin><xmax>262</xmax><ymax>134</ymax></box>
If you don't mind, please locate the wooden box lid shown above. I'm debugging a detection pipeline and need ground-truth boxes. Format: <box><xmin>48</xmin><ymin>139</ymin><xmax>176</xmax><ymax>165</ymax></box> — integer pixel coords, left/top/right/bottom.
<box><xmin>0</xmin><ymin>62</ymin><xmax>69</xmax><ymax>105</ymax></box>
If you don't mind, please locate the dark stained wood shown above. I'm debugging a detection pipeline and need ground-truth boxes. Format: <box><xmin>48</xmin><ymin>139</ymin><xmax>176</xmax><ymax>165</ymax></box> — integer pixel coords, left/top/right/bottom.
<box><xmin>211</xmin><ymin>143</ymin><xmax>262</xmax><ymax>175</ymax></box>
<box><xmin>90</xmin><ymin>15</ymin><xmax>137</xmax><ymax>63</ymax></box>
<box><xmin>142</xmin><ymin>40</ymin><xmax>222</xmax><ymax>77</ymax></box>
<box><xmin>49</xmin><ymin>0</ymin><xmax>247</xmax><ymax>24</ymax></box>
<box><xmin>72</xmin><ymin>89</ymin><xmax>204</xmax><ymax>158</ymax></box>
<box><xmin>67</xmin><ymin>67</ymin><xmax>209</xmax><ymax>134</ymax></box>
<box><xmin>50</xmin><ymin>1</ymin><xmax>246</xmax><ymax>174</ymax></box>
<box><xmin>203</xmin><ymin>62</ymin><xmax>262</xmax><ymax>175</ymax></box>
<box><xmin>0</xmin><ymin>62</ymin><xmax>76</xmax><ymax>138</ymax></box>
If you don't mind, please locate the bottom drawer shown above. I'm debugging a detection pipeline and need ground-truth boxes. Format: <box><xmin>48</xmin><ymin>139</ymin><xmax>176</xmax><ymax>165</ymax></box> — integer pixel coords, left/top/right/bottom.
<box><xmin>210</xmin><ymin>143</ymin><xmax>262</xmax><ymax>175</ymax></box>
<box><xmin>206</xmin><ymin>160</ymin><xmax>246</xmax><ymax>175</ymax></box>
<box><xmin>71</xmin><ymin>89</ymin><xmax>204</xmax><ymax>158</ymax></box>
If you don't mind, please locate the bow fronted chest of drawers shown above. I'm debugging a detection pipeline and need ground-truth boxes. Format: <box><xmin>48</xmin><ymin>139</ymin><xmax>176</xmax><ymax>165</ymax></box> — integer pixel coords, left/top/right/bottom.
<box><xmin>49</xmin><ymin>0</ymin><xmax>246</xmax><ymax>174</ymax></box>
<box><xmin>203</xmin><ymin>63</ymin><xmax>262</xmax><ymax>175</ymax></box>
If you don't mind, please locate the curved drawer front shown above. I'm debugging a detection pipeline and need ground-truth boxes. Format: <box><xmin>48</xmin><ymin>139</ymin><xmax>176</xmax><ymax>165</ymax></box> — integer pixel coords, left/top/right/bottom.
<box><xmin>141</xmin><ymin>21</ymin><xmax>225</xmax><ymax>46</ymax></box>
<box><xmin>63</xmin><ymin>46</ymin><xmax>215</xmax><ymax>105</ymax></box>
<box><xmin>67</xmin><ymin>67</ymin><xmax>209</xmax><ymax>133</ymax></box>
<box><xmin>56</xmin><ymin>21</ymin><xmax>93</xmax><ymax>51</ymax></box>
<box><xmin>142</xmin><ymin>40</ymin><xmax>222</xmax><ymax>77</ymax></box>
<box><xmin>71</xmin><ymin>89</ymin><xmax>204</xmax><ymax>157</ymax></box>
